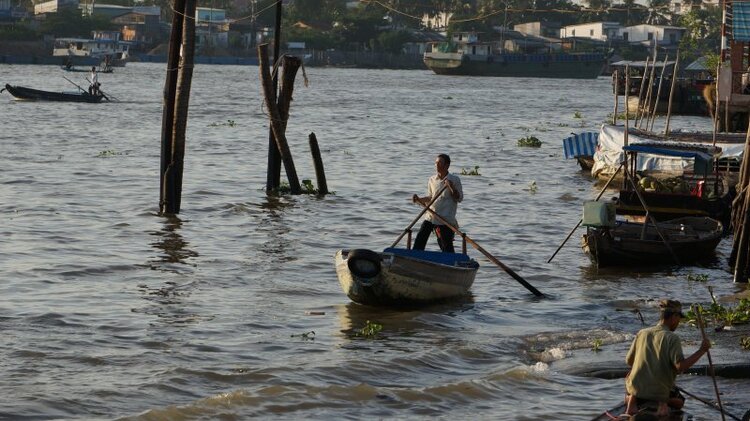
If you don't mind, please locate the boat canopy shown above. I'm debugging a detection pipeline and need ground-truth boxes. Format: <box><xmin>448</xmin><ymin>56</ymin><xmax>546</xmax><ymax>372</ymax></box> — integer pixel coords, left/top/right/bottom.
<box><xmin>623</xmin><ymin>143</ymin><xmax>720</xmax><ymax>174</ymax></box>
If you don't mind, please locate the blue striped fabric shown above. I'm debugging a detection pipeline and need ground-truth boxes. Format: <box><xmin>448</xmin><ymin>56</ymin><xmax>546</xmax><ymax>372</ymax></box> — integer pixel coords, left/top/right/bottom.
<box><xmin>735</xmin><ymin>2</ymin><xmax>750</xmax><ymax>41</ymax></box>
<box><xmin>562</xmin><ymin>132</ymin><xmax>599</xmax><ymax>159</ymax></box>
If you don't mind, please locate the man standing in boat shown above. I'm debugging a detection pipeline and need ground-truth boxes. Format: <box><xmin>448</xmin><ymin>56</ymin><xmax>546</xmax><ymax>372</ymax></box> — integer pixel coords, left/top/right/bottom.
<box><xmin>412</xmin><ymin>153</ymin><xmax>463</xmax><ymax>253</ymax></box>
<box><xmin>89</xmin><ymin>66</ymin><xmax>100</xmax><ymax>96</ymax></box>
<box><xmin>624</xmin><ymin>300</ymin><xmax>711</xmax><ymax>417</ymax></box>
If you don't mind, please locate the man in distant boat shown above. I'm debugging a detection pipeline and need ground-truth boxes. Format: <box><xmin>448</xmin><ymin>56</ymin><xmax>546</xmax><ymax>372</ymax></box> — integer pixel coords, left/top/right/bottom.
<box><xmin>88</xmin><ymin>67</ymin><xmax>100</xmax><ymax>96</ymax></box>
<box><xmin>412</xmin><ymin>153</ymin><xmax>463</xmax><ymax>253</ymax></box>
<box><xmin>623</xmin><ymin>300</ymin><xmax>711</xmax><ymax>417</ymax></box>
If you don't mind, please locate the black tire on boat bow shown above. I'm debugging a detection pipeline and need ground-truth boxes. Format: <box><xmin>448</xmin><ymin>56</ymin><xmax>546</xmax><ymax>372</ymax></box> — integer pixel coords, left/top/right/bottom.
<box><xmin>347</xmin><ymin>249</ymin><xmax>382</xmax><ymax>278</ymax></box>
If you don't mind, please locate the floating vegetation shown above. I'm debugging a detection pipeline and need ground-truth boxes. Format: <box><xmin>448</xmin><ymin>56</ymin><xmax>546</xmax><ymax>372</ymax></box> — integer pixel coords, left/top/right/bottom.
<box><xmin>290</xmin><ymin>331</ymin><xmax>315</xmax><ymax>340</ymax></box>
<box><xmin>528</xmin><ymin>180</ymin><xmax>538</xmax><ymax>194</ymax></box>
<box><xmin>591</xmin><ymin>338</ymin><xmax>603</xmax><ymax>352</ymax></box>
<box><xmin>208</xmin><ymin>119</ymin><xmax>236</xmax><ymax>127</ymax></box>
<box><xmin>741</xmin><ymin>337</ymin><xmax>750</xmax><ymax>350</ymax></box>
<box><xmin>356</xmin><ymin>320</ymin><xmax>383</xmax><ymax>338</ymax></box>
<box><xmin>574</xmin><ymin>111</ymin><xmax>583</xmax><ymax>119</ymax></box>
<box><xmin>686</xmin><ymin>273</ymin><xmax>709</xmax><ymax>282</ymax></box>
<box><xmin>273</xmin><ymin>179</ymin><xmax>332</xmax><ymax>195</ymax></box>
<box><xmin>607</xmin><ymin>111</ymin><xmax>637</xmax><ymax>121</ymax></box>
<box><xmin>517</xmin><ymin>136</ymin><xmax>542</xmax><ymax>147</ymax></box>
<box><xmin>461</xmin><ymin>166</ymin><xmax>481</xmax><ymax>176</ymax></box>
<box><xmin>96</xmin><ymin>149</ymin><xmax>124</xmax><ymax>157</ymax></box>
<box><xmin>686</xmin><ymin>298</ymin><xmax>750</xmax><ymax>327</ymax></box>
<box><xmin>557</xmin><ymin>123</ymin><xmax>570</xmax><ymax>127</ymax></box>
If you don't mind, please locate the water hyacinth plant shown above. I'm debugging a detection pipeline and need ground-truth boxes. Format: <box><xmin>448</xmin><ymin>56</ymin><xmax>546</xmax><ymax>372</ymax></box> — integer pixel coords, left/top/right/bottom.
<box><xmin>461</xmin><ymin>166</ymin><xmax>481</xmax><ymax>176</ymax></box>
<box><xmin>517</xmin><ymin>136</ymin><xmax>542</xmax><ymax>147</ymax></box>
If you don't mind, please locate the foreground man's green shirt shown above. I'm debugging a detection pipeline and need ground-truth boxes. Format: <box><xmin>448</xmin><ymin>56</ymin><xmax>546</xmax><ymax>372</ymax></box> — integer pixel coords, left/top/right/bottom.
<box><xmin>625</xmin><ymin>324</ymin><xmax>684</xmax><ymax>401</ymax></box>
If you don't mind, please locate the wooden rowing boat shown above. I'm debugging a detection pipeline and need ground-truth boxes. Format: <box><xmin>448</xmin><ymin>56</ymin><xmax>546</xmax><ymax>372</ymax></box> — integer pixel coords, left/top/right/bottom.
<box><xmin>2</xmin><ymin>84</ymin><xmax>105</xmax><ymax>103</ymax></box>
<box><xmin>592</xmin><ymin>401</ymin><xmax>690</xmax><ymax>420</ymax></box>
<box><xmin>334</xmin><ymin>247</ymin><xmax>479</xmax><ymax>306</ymax></box>
<box><xmin>582</xmin><ymin>216</ymin><xmax>723</xmax><ymax>267</ymax></box>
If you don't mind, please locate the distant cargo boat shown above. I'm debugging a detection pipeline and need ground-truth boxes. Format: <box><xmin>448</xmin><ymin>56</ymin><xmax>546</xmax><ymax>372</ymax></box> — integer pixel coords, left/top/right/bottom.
<box><xmin>423</xmin><ymin>31</ymin><xmax>607</xmax><ymax>79</ymax></box>
<box><xmin>53</xmin><ymin>30</ymin><xmax>131</xmax><ymax>67</ymax></box>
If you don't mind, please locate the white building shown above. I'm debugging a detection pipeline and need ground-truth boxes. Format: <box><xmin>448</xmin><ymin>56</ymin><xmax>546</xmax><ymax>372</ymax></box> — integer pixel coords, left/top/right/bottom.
<box><xmin>34</xmin><ymin>0</ymin><xmax>78</xmax><ymax>14</ymax></box>
<box><xmin>559</xmin><ymin>22</ymin><xmax>620</xmax><ymax>41</ymax></box>
<box><xmin>619</xmin><ymin>24</ymin><xmax>685</xmax><ymax>46</ymax></box>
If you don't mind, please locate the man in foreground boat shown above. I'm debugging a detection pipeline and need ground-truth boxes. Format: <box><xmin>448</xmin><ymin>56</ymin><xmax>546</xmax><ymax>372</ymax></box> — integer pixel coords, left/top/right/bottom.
<box><xmin>412</xmin><ymin>153</ymin><xmax>463</xmax><ymax>253</ymax></box>
<box><xmin>624</xmin><ymin>300</ymin><xmax>711</xmax><ymax>417</ymax></box>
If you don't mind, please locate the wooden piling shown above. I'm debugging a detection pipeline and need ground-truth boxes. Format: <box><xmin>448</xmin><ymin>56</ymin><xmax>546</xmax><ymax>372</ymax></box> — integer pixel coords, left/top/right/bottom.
<box><xmin>258</xmin><ymin>43</ymin><xmax>302</xmax><ymax>194</ymax></box>
<box><xmin>159</xmin><ymin>0</ymin><xmax>187</xmax><ymax>215</ymax></box>
<box><xmin>729</xmin><ymin>120</ymin><xmax>750</xmax><ymax>282</ymax></box>
<box><xmin>265</xmin><ymin>0</ymin><xmax>284</xmax><ymax>192</ymax></box>
<box><xmin>309</xmin><ymin>132</ymin><xmax>329</xmax><ymax>195</ymax></box>
<box><xmin>166</xmin><ymin>0</ymin><xmax>197</xmax><ymax>214</ymax></box>
<box><xmin>277</xmin><ymin>55</ymin><xmax>301</xmax><ymax>134</ymax></box>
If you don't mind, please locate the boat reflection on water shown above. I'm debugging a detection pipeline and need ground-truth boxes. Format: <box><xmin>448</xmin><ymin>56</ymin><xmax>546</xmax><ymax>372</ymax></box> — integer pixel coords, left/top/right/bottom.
<box><xmin>334</xmin><ymin>297</ymin><xmax>475</xmax><ymax>338</ymax></box>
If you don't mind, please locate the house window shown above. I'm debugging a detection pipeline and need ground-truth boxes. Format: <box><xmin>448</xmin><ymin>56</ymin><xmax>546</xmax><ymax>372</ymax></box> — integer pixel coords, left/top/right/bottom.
<box><xmin>623</xmin><ymin>32</ymin><xmax>628</xmax><ymax>41</ymax></box>
<box><xmin>590</xmin><ymin>29</ymin><xmax>594</xmax><ymax>36</ymax></box>
<box><xmin>647</xmin><ymin>32</ymin><xmax>653</xmax><ymax>40</ymax></box>
<box><xmin>572</xmin><ymin>29</ymin><xmax>575</xmax><ymax>36</ymax></box>
<box><xmin>472</xmin><ymin>46</ymin><xmax>476</xmax><ymax>55</ymax></box>
<box><xmin>669</xmin><ymin>33</ymin><xmax>676</xmax><ymax>43</ymax></box>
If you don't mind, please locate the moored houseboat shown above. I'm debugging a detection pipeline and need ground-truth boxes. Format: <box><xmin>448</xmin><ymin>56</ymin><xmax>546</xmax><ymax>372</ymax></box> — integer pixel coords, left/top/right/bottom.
<box><xmin>423</xmin><ymin>31</ymin><xmax>607</xmax><ymax>79</ymax></box>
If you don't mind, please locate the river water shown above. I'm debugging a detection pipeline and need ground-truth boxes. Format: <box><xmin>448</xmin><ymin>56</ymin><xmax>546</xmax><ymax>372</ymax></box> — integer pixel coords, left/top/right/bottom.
<box><xmin>1</xmin><ymin>63</ymin><xmax>748</xmax><ymax>420</ymax></box>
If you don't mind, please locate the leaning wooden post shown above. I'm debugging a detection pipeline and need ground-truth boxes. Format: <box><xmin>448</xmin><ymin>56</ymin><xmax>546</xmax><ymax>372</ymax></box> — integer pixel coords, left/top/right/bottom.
<box><xmin>277</xmin><ymin>55</ymin><xmax>301</xmax><ymax>135</ymax></box>
<box><xmin>664</xmin><ymin>51</ymin><xmax>679</xmax><ymax>135</ymax></box>
<box><xmin>265</xmin><ymin>0</ymin><xmax>284</xmax><ymax>192</ymax></box>
<box><xmin>309</xmin><ymin>132</ymin><xmax>329</xmax><ymax>195</ymax></box>
<box><xmin>613</xmin><ymin>69</ymin><xmax>619</xmax><ymax>125</ymax></box>
<box><xmin>159</xmin><ymin>0</ymin><xmax>187</xmax><ymax>215</ymax></box>
<box><xmin>648</xmin><ymin>53</ymin><xmax>669</xmax><ymax>131</ymax></box>
<box><xmin>258</xmin><ymin>43</ymin><xmax>302</xmax><ymax>194</ymax></box>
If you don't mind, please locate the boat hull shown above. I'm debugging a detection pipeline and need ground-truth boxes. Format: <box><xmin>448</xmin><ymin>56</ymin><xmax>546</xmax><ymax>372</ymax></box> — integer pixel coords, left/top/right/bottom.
<box><xmin>424</xmin><ymin>53</ymin><xmax>606</xmax><ymax>79</ymax></box>
<box><xmin>582</xmin><ymin>217</ymin><xmax>723</xmax><ymax>267</ymax></box>
<box><xmin>3</xmin><ymin>84</ymin><xmax>104</xmax><ymax>103</ymax></box>
<box><xmin>334</xmin><ymin>248</ymin><xmax>478</xmax><ymax>306</ymax></box>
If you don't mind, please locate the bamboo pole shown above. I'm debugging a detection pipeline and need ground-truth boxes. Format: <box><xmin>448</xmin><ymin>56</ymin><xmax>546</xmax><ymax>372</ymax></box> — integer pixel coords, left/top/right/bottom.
<box><xmin>634</xmin><ymin>56</ymin><xmax>650</xmax><ymax>126</ymax></box>
<box><xmin>309</xmin><ymin>132</ymin><xmax>328</xmax><ymax>195</ymax></box>
<box><xmin>724</xmin><ymin>96</ymin><xmax>730</xmax><ymax>136</ymax></box>
<box><xmin>159</xmin><ymin>0</ymin><xmax>186</xmax><ymax>215</ymax></box>
<box><xmin>639</xmin><ymin>54</ymin><xmax>658</xmax><ymax>129</ymax></box>
<box><xmin>258</xmin><ymin>43</ymin><xmax>302</xmax><ymax>194</ymax></box>
<box><xmin>613</xmin><ymin>69</ymin><xmax>619</xmax><ymax>125</ymax></box>
<box><xmin>266</xmin><ymin>0</ymin><xmax>284</xmax><ymax>192</ymax></box>
<box><xmin>648</xmin><ymin>53</ymin><xmax>669</xmax><ymax>131</ymax></box>
<box><xmin>695</xmin><ymin>308</ymin><xmax>726</xmax><ymax>421</ymax></box>
<box><xmin>713</xmin><ymin>64</ymin><xmax>721</xmax><ymax>143</ymax></box>
<box><xmin>664</xmin><ymin>51</ymin><xmax>680</xmax><ymax>135</ymax></box>
<box><xmin>547</xmin><ymin>162</ymin><xmax>624</xmax><ymax>263</ymax></box>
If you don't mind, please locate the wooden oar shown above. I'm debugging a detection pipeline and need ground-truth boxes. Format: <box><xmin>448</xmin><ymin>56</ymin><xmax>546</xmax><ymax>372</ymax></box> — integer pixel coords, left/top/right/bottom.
<box><xmin>677</xmin><ymin>387</ymin><xmax>742</xmax><ymax>421</ymax></box>
<box><xmin>390</xmin><ymin>184</ymin><xmax>448</xmax><ymax>248</ymax></box>
<box><xmin>548</xmin><ymin>162</ymin><xmax>624</xmax><ymax>263</ymax></box>
<box><xmin>695</xmin><ymin>306</ymin><xmax>726</xmax><ymax>421</ymax></box>
<box><xmin>417</xmin><ymin>204</ymin><xmax>544</xmax><ymax>297</ymax></box>
<box><xmin>62</xmin><ymin>75</ymin><xmax>87</xmax><ymax>93</ymax></box>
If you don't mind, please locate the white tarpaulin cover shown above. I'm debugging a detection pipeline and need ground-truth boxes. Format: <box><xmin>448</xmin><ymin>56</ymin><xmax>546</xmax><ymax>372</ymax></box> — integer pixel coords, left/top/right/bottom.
<box><xmin>591</xmin><ymin>125</ymin><xmax>744</xmax><ymax>178</ymax></box>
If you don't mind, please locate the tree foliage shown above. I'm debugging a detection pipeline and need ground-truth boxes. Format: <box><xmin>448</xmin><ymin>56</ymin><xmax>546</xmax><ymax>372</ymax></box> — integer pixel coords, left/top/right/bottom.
<box><xmin>39</xmin><ymin>8</ymin><xmax>115</xmax><ymax>38</ymax></box>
